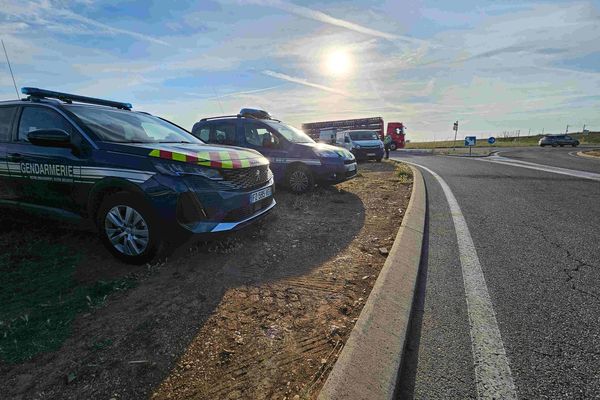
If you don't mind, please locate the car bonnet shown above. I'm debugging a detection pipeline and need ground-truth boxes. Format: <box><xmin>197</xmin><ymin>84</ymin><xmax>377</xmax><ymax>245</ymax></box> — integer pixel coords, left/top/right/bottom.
<box><xmin>146</xmin><ymin>143</ymin><xmax>270</xmax><ymax>169</ymax></box>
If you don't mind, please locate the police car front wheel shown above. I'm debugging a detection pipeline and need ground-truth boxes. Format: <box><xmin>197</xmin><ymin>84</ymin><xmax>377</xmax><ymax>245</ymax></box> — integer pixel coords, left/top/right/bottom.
<box><xmin>287</xmin><ymin>165</ymin><xmax>314</xmax><ymax>194</ymax></box>
<box><xmin>97</xmin><ymin>193</ymin><xmax>162</xmax><ymax>264</ymax></box>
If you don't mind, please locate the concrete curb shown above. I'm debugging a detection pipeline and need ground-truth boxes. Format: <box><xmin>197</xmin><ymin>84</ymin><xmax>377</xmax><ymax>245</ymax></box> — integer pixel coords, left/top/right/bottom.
<box><xmin>576</xmin><ymin>151</ymin><xmax>600</xmax><ymax>160</ymax></box>
<box><xmin>318</xmin><ymin>165</ymin><xmax>426</xmax><ymax>400</ymax></box>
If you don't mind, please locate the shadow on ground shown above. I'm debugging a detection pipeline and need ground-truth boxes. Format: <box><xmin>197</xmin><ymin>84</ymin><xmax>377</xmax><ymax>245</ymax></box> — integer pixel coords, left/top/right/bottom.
<box><xmin>0</xmin><ymin>180</ymin><xmax>367</xmax><ymax>399</ymax></box>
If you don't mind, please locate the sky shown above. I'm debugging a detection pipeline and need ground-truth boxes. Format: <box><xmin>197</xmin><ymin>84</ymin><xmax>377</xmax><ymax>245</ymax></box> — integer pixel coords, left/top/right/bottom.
<box><xmin>0</xmin><ymin>0</ymin><xmax>599</xmax><ymax>141</ymax></box>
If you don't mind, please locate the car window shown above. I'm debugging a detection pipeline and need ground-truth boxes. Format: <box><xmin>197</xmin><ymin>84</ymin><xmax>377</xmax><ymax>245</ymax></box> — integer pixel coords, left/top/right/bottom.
<box><xmin>213</xmin><ymin>122</ymin><xmax>237</xmax><ymax>145</ymax></box>
<box><xmin>65</xmin><ymin>105</ymin><xmax>200</xmax><ymax>144</ymax></box>
<box><xmin>0</xmin><ymin>106</ymin><xmax>17</xmax><ymax>142</ymax></box>
<box><xmin>244</xmin><ymin>122</ymin><xmax>279</xmax><ymax>148</ymax></box>
<box><xmin>17</xmin><ymin>107</ymin><xmax>74</xmax><ymax>142</ymax></box>
<box><xmin>349</xmin><ymin>130</ymin><xmax>379</xmax><ymax>141</ymax></box>
<box><xmin>195</xmin><ymin>126</ymin><xmax>211</xmax><ymax>142</ymax></box>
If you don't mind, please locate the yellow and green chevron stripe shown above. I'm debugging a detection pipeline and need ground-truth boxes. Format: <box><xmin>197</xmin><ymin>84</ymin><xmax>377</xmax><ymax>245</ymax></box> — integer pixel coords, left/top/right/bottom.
<box><xmin>149</xmin><ymin>149</ymin><xmax>268</xmax><ymax>169</ymax></box>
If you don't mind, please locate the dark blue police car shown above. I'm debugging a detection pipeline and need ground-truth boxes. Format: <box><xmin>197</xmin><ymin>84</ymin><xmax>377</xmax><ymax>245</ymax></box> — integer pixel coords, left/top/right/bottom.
<box><xmin>0</xmin><ymin>88</ymin><xmax>275</xmax><ymax>264</ymax></box>
<box><xmin>191</xmin><ymin>109</ymin><xmax>357</xmax><ymax>193</ymax></box>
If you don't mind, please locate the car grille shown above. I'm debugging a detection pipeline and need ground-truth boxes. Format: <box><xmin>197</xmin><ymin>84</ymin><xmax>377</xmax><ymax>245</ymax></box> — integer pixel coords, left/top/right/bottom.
<box><xmin>223</xmin><ymin>196</ymin><xmax>273</xmax><ymax>222</ymax></box>
<box><xmin>220</xmin><ymin>165</ymin><xmax>272</xmax><ymax>190</ymax></box>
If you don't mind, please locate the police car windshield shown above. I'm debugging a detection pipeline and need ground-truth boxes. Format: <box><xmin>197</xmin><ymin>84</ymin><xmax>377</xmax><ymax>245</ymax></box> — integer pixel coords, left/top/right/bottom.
<box><xmin>264</xmin><ymin>121</ymin><xmax>314</xmax><ymax>144</ymax></box>
<box><xmin>349</xmin><ymin>131</ymin><xmax>379</xmax><ymax>141</ymax></box>
<box><xmin>66</xmin><ymin>105</ymin><xmax>201</xmax><ymax>144</ymax></box>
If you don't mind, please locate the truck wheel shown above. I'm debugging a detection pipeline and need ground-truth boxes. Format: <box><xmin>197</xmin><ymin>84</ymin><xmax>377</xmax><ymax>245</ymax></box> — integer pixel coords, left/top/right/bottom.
<box><xmin>97</xmin><ymin>192</ymin><xmax>162</xmax><ymax>264</ymax></box>
<box><xmin>287</xmin><ymin>165</ymin><xmax>314</xmax><ymax>194</ymax></box>
<box><xmin>390</xmin><ymin>143</ymin><xmax>397</xmax><ymax>151</ymax></box>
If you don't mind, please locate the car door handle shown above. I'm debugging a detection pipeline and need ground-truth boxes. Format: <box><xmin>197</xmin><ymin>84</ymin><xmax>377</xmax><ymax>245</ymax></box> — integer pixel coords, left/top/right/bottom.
<box><xmin>7</xmin><ymin>153</ymin><xmax>24</xmax><ymax>162</ymax></box>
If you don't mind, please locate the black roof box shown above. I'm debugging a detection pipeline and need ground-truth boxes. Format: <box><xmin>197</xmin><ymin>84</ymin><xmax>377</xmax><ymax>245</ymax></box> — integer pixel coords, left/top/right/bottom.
<box><xmin>239</xmin><ymin>108</ymin><xmax>271</xmax><ymax>120</ymax></box>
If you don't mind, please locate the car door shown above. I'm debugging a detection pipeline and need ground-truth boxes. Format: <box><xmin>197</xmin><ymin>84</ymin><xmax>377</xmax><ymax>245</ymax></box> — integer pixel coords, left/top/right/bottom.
<box><xmin>7</xmin><ymin>105</ymin><xmax>88</xmax><ymax>213</ymax></box>
<box><xmin>241</xmin><ymin>121</ymin><xmax>288</xmax><ymax>179</ymax></box>
<box><xmin>0</xmin><ymin>105</ymin><xmax>18</xmax><ymax>203</ymax></box>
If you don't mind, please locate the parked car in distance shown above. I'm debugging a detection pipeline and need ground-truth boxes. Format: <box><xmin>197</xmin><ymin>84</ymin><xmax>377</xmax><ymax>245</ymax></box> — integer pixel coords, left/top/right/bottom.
<box><xmin>335</xmin><ymin>130</ymin><xmax>384</xmax><ymax>161</ymax></box>
<box><xmin>539</xmin><ymin>134</ymin><xmax>580</xmax><ymax>147</ymax></box>
<box><xmin>0</xmin><ymin>88</ymin><xmax>275</xmax><ymax>264</ymax></box>
<box><xmin>191</xmin><ymin>108</ymin><xmax>357</xmax><ymax>194</ymax></box>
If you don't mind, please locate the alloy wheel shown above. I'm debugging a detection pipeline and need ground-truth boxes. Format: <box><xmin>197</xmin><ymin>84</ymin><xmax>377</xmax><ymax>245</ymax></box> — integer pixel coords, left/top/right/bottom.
<box><xmin>104</xmin><ymin>205</ymin><xmax>149</xmax><ymax>256</ymax></box>
<box><xmin>289</xmin><ymin>170</ymin><xmax>310</xmax><ymax>192</ymax></box>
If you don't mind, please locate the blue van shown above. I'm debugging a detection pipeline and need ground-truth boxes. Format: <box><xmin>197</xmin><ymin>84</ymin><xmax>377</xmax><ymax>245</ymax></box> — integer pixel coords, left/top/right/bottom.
<box><xmin>191</xmin><ymin>109</ymin><xmax>357</xmax><ymax>193</ymax></box>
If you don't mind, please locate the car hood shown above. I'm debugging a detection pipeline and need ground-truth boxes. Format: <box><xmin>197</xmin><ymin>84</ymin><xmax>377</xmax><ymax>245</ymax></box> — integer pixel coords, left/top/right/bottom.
<box><xmin>104</xmin><ymin>142</ymin><xmax>269</xmax><ymax>169</ymax></box>
<box><xmin>351</xmin><ymin>139</ymin><xmax>382</xmax><ymax>146</ymax></box>
<box><xmin>296</xmin><ymin>142</ymin><xmax>355</xmax><ymax>159</ymax></box>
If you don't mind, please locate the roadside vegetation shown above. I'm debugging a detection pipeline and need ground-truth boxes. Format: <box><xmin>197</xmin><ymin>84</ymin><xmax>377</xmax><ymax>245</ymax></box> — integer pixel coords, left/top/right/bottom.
<box><xmin>0</xmin><ymin>222</ymin><xmax>136</xmax><ymax>364</ymax></box>
<box><xmin>396</xmin><ymin>162</ymin><xmax>414</xmax><ymax>184</ymax></box>
<box><xmin>406</xmin><ymin>131</ymin><xmax>600</xmax><ymax>149</ymax></box>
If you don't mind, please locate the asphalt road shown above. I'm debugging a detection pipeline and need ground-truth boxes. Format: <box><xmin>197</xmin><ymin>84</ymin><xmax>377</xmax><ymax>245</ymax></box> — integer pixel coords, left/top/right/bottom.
<box><xmin>392</xmin><ymin>148</ymin><xmax>600</xmax><ymax>399</ymax></box>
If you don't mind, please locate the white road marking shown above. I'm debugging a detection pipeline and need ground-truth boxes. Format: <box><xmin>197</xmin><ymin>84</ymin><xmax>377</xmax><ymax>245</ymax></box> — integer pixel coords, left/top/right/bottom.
<box><xmin>404</xmin><ymin>160</ymin><xmax>518</xmax><ymax>400</ymax></box>
<box><xmin>480</xmin><ymin>155</ymin><xmax>600</xmax><ymax>181</ymax></box>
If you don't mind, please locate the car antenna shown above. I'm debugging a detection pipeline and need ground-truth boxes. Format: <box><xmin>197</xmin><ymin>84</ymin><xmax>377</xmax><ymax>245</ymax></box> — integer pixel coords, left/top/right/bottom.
<box><xmin>1</xmin><ymin>39</ymin><xmax>20</xmax><ymax>99</ymax></box>
<box><xmin>211</xmin><ymin>86</ymin><xmax>225</xmax><ymax>114</ymax></box>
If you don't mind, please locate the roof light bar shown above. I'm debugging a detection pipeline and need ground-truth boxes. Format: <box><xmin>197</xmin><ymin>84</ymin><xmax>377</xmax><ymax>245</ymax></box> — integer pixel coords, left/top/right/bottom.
<box><xmin>21</xmin><ymin>87</ymin><xmax>132</xmax><ymax>110</ymax></box>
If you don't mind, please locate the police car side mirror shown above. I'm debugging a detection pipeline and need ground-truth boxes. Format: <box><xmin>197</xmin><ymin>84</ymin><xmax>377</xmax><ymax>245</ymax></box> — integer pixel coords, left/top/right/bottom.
<box><xmin>28</xmin><ymin>129</ymin><xmax>71</xmax><ymax>148</ymax></box>
<box><xmin>344</xmin><ymin>137</ymin><xmax>350</xmax><ymax>143</ymax></box>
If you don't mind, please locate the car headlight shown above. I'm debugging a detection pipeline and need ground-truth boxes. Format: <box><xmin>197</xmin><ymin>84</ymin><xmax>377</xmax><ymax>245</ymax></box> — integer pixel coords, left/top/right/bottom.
<box><xmin>352</xmin><ymin>143</ymin><xmax>361</xmax><ymax>149</ymax></box>
<box><xmin>314</xmin><ymin>149</ymin><xmax>338</xmax><ymax>158</ymax></box>
<box><xmin>153</xmin><ymin>160</ymin><xmax>223</xmax><ymax>180</ymax></box>
<box><xmin>379</xmin><ymin>143</ymin><xmax>384</xmax><ymax>148</ymax></box>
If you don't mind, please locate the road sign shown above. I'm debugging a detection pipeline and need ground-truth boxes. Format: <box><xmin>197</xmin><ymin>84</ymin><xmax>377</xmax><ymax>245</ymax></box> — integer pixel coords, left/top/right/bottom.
<box><xmin>453</xmin><ymin>121</ymin><xmax>458</xmax><ymax>131</ymax></box>
<box><xmin>488</xmin><ymin>137</ymin><xmax>496</xmax><ymax>145</ymax></box>
<box><xmin>464</xmin><ymin>136</ymin><xmax>476</xmax><ymax>146</ymax></box>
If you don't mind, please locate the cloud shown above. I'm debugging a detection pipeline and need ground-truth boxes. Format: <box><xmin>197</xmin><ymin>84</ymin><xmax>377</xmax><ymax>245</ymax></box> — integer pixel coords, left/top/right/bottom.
<box><xmin>239</xmin><ymin>0</ymin><xmax>419</xmax><ymax>43</ymax></box>
<box><xmin>262</xmin><ymin>70</ymin><xmax>351</xmax><ymax>96</ymax></box>
<box><xmin>0</xmin><ymin>0</ymin><xmax>168</xmax><ymax>46</ymax></box>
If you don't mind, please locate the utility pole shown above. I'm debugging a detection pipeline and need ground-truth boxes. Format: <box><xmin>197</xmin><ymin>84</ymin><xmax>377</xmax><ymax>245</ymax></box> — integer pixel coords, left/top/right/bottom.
<box><xmin>565</xmin><ymin>124</ymin><xmax>569</xmax><ymax>134</ymax></box>
<box><xmin>583</xmin><ymin>124</ymin><xmax>586</xmax><ymax>134</ymax></box>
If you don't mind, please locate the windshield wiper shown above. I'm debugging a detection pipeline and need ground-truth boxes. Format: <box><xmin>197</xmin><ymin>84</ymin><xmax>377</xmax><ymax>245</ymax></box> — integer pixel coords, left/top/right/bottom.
<box><xmin>107</xmin><ymin>140</ymin><xmax>151</xmax><ymax>143</ymax></box>
<box><xmin>158</xmin><ymin>141</ymin><xmax>194</xmax><ymax>144</ymax></box>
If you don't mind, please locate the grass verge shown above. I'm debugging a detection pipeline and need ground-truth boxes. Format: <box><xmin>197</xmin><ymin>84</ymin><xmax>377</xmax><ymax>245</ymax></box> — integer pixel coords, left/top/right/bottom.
<box><xmin>0</xmin><ymin>241</ymin><xmax>135</xmax><ymax>364</ymax></box>
<box><xmin>395</xmin><ymin>161</ymin><xmax>413</xmax><ymax>184</ymax></box>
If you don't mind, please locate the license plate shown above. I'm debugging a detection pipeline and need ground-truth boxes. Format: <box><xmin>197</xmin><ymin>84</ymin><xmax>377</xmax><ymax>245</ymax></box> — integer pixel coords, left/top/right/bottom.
<box><xmin>250</xmin><ymin>186</ymin><xmax>272</xmax><ymax>204</ymax></box>
<box><xmin>367</xmin><ymin>153</ymin><xmax>376</xmax><ymax>156</ymax></box>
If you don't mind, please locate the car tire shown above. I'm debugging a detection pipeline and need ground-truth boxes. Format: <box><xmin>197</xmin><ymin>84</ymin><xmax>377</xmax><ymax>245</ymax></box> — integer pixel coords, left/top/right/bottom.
<box><xmin>286</xmin><ymin>165</ymin><xmax>314</xmax><ymax>194</ymax></box>
<box><xmin>572</xmin><ymin>143</ymin><xmax>577</xmax><ymax>147</ymax></box>
<box><xmin>390</xmin><ymin>143</ymin><xmax>397</xmax><ymax>151</ymax></box>
<box><xmin>97</xmin><ymin>192</ymin><xmax>163</xmax><ymax>264</ymax></box>
<box><xmin>552</xmin><ymin>143</ymin><xmax>558</xmax><ymax>147</ymax></box>
<box><xmin>376</xmin><ymin>158</ymin><xmax>383</xmax><ymax>162</ymax></box>
<box><xmin>560</xmin><ymin>144</ymin><xmax>564</xmax><ymax>147</ymax></box>
<box><xmin>540</xmin><ymin>144</ymin><xmax>545</xmax><ymax>147</ymax></box>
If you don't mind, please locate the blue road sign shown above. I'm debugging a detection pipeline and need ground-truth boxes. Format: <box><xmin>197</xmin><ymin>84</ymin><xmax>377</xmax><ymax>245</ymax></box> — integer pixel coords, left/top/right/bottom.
<box><xmin>488</xmin><ymin>137</ymin><xmax>496</xmax><ymax>145</ymax></box>
<box><xmin>464</xmin><ymin>136</ymin><xmax>477</xmax><ymax>146</ymax></box>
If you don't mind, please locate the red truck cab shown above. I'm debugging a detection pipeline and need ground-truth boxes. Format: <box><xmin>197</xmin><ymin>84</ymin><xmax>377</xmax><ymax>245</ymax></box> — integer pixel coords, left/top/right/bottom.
<box><xmin>385</xmin><ymin>122</ymin><xmax>406</xmax><ymax>150</ymax></box>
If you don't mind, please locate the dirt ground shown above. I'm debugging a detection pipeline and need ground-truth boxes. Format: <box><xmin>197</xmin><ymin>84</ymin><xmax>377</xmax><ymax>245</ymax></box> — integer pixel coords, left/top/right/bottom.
<box><xmin>0</xmin><ymin>160</ymin><xmax>411</xmax><ymax>400</ymax></box>
<box><xmin>582</xmin><ymin>149</ymin><xmax>600</xmax><ymax>158</ymax></box>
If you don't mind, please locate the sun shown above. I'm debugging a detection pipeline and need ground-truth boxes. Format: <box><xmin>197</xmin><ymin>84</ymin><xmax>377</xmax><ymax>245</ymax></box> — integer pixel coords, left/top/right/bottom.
<box><xmin>323</xmin><ymin>49</ymin><xmax>353</xmax><ymax>78</ymax></box>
